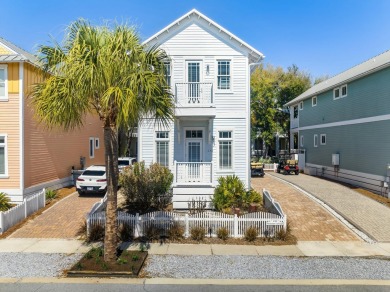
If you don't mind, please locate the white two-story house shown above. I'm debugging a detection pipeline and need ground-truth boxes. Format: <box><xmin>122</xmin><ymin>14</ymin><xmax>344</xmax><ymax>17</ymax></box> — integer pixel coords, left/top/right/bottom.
<box><xmin>138</xmin><ymin>9</ymin><xmax>264</xmax><ymax>208</ymax></box>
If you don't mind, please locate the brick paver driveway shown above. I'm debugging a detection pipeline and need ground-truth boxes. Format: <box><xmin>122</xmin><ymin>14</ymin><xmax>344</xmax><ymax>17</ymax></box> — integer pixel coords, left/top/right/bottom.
<box><xmin>252</xmin><ymin>175</ymin><xmax>359</xmax><ymax>241</ymax></box>
<box><xmin>267</xmin><ymin>173</ymin><xmax>390</xmax><ymax>242</ymax></box>
<box><xmin>8</xmin><ymin>193</ymin><xmax>101</xmax><ymax>239</ymax></box>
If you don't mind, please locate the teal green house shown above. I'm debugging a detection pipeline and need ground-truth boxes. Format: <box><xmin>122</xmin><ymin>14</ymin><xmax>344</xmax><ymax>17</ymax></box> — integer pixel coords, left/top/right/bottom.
<box><xmin>286</xmin><ymin>50</ymin><xmax>390</xmax><ymax>198</ymax></box>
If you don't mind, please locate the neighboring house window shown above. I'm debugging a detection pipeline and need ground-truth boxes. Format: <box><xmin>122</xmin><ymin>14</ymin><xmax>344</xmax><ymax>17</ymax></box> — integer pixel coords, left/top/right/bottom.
<box><xmin>0</xmin><ymin>135</ymin><xmax>7</xmax><ymax>176</ymax></box>
<box><xmin>219</xmin><ymin>131</ymin><xmax>232</xmax><ymax>170</ymax></box>
<box><xmin>156</xmin><ymin>131</ymin><xmax>169</xmax><ymax>167</ymax></box>
<box><xmin>300</xmin><ymin>135</ymin><xmax>304</xmax><ymax>147</ymax></box>
<box><xmin>314</xmin><ymin>134</ymin><xmax>318</xmax><ymax>148</ymax></box>
<box><xmin>89</xmin><ymin>137</ymin><xmax>94</xmax><ymax>158</ymax></box>
<box><xmin>312</xmin><ymin>96</ymin><xmax>317</xmax><ymax>107</ymax></box>
<box><xmin>0</xmin><ymin>65</ymin><xmax>8</xmax><ymax>101</ymax></box>
<box><xmin>299</xmin><ymin>101</ymin><xmax>303</xmax><ymax>110</ymax></box>
<box><xmin>217</xmin><ymin>60</ymin><xmax>230</xmax><ymax>90</ymax></box>
<box><xmin>293</xmin><ymin>105</ymin><xmax>298</xmax><ymax>118</ymax></box>
<box><xmin>334</xmin><ymin>84</ymin><xmax>347</xmax><ymax>99</ymax></box>
<box><xmin>95</xmin><ymin>138</ymin><xmax>100</xmax><ymax>149</ymax></box>
<box><xmin>164</xmin><ymin>61</ymin><xmax>171</xmax><ymax>87</ymax></box>
<box><xmin>320</xmin><ymin>134</ymin><xmax>326</xmax><ymax>145</ymax></box>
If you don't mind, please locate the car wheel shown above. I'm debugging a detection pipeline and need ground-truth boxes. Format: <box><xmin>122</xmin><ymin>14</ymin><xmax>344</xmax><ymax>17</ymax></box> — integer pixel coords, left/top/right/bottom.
<box><xmin>295</xmin><ymin>171</ymin><xmax>299</xmax><ymax>175</ymax></box>
<box><xmin>77</xmin><ymin>190</ymin><xmax>83</xmax><ymax>196</ymax></box>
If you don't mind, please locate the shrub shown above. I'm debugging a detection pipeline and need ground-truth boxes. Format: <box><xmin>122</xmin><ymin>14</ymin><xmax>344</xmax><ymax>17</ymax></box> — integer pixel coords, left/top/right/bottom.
<box><xmin>118</xmin><ymin>223</ymin><xmax>133</xmax><ymax>242</ymax></box>
<box><xmin>242</xmin><ymin>189</ymin><xmax>262</xmax><ymax>208</ymax></box>
<box><xmin>143</xmin><ymin>223</ymin><xmax>164</xmax><ymax>241</ymax></box>
<box><xmin>87</xmin><ymin>224</ymin><xmax>105</xmax><ymax>242</ymax></box>
<box><xmin>275</xmin><ymin>222</ymin><xmax>292</xmax><ymax>241</ymax></box>
<box><xmin>188</xmin><ymin>197</ymin><xmax>207</xmax><ymax>215</ymax></box>
<box><xmin>45</xmin><ymin>189</ymin><xmax>57</xmax><ymax>202</ymax></box>
<box><xmin>216</xmin><ymin>227</ymin><xmax>229</xmax><ymax>241</ymax></box>
<box><xmin>244</xmin><ymin>226</ymin><xmax>258</xmax><ymax>242</ymax></box>
<box><xmin>0</xmin><ymin>192</ymin><xmax>12</xmax><ymax>212</ymax></box>
<box><xmin>120</xmin><ymin>162</ymin><xmax>173</xmax><ymax>211</ymax></box>
<box><xmin>190</xmin><ymin>226</ymin><xmax>206</xmax><ymax>241</ymax></box>
<box><xmin>212</xmin><ymin>175</ymin><xmax>246</xmax><ymax>211</ymax></box>
<box><xmin>168</xmin><ymin>221</ymin><xmax>185</xmax><ymax>241</ymax></box>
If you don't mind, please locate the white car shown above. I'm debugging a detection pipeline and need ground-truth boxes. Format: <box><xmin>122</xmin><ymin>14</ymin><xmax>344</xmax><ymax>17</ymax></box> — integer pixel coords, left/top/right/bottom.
<box><xmin>118</xmin><ymin>157</ymin><xmax>137</xmax><ymax>173</ymax></box>
<box><xmin>76</xmin><ymin>165</ymin><xmax>107</xmax><ymax>196</ymax></box>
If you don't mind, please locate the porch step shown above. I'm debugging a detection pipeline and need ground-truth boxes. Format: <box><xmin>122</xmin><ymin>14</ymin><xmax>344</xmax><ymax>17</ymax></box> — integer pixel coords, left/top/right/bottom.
<box><xmin>172</xmin><ymin>187</ymin><xmax>215</xmax><ymax>209</ymax></box>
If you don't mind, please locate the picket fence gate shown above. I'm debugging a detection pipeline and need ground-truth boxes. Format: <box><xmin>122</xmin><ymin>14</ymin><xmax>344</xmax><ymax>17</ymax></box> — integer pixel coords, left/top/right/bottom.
<box><xmin>0</xmin><ymin>189</ymin><xmax>45</xmax><ymax>234</ymax></box>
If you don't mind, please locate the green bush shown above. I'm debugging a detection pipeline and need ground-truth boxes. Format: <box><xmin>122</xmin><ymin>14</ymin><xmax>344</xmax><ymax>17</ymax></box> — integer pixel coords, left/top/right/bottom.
<box><xmin>120</xmin><ymin>162</ymin><xmax>173</xmax><ymax>211</ymax></box>
<box><xmin>212</xmin><ymin>175</ymin><xmax>246</xmax><ymax>211</ymax></box>
<box><xmin>45</xmin><ymin>189</ymin><xmax>57</xmax><ymax>202</ymax></box>
<box><xmin>190</xmin><ymin>226</ymin><xmax>206</xmax><ymax>241</ymax></box>
<box><xmin>244</xmin><ymin>226</ymin><xmax>258</xmax><ymax>242</ymax></box>
<box><xmin>216</xmin><ymin>227</ymin><xmax>229</xmax><ymax>241</ymax></box>
<box><xmin>242</xmin><ymin>189</ymin><xmax>262</xmax><ymax>208</ymax></box>
<box><xmin>0</xmin><ymin>192</ymin><xmax>12</xmax><ymax>212</ymax></box>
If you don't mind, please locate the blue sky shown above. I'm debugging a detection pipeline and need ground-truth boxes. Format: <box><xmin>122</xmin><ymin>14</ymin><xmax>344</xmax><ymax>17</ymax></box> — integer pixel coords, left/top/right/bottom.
<box><xmin>1</xmin><ymin>0</ymin><xmax>390</xmax><ymax>79</ymax></box>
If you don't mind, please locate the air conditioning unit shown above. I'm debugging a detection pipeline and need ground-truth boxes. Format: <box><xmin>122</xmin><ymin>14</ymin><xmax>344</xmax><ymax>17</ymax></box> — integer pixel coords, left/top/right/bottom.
<box><xmin>332</xmin><ymin>154</ymin><xmax>339</xmax><ymax>166</ymax></box>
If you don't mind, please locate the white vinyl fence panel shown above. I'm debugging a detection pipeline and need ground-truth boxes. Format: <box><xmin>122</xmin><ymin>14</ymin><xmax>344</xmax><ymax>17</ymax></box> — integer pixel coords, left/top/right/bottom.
<box><xmin>87</xmin><ymin>189</ymin><xmax>286</xmax><ymax>238</ymax></box>
<box><xmin>0</xmin><ymin>189</ymin><xmax>45</xmax><ymax>234</ymax></box>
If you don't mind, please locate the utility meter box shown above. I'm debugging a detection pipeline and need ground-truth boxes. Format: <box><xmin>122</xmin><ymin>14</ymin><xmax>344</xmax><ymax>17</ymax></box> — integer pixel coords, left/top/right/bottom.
<box><xmin>332</xmin><ymin>154</ymin><xmax>340</xmax><ymax>166</ymax></box>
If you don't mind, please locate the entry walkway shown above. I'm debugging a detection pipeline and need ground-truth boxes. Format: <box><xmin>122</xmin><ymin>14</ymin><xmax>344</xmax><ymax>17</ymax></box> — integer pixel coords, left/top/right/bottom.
<box><xmin>8</xmin><ymin>193</ymin><xmax>100</xmax><ymax>239</ymax></box>
<box><xmin>268</xmin><ymin>173</ymin><xmax>390</xmax><ymax>242</ymax></box>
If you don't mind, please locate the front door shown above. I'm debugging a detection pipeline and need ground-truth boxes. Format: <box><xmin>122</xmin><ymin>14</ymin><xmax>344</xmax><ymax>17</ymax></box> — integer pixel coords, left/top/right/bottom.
<box><xmin>186</xmin><ymin>139</ymin><xmax>202</xmax><ymax>162</ymax></box>
<box><xmin>186</xmin><ymin>61</ymin><xmax>202</xmax><ymax>103</ymax></box>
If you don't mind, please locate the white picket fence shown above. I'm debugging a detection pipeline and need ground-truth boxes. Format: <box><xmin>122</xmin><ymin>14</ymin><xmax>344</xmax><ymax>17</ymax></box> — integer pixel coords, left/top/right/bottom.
<box><xmin>0</xmin><ymin>189</ymin><xmax>45</xmax><ymax>234</ymax></box>
<box><xmin>87</xmin><ymin>189</ymin><xmax>286</xmax><ymax>238</ymax></box>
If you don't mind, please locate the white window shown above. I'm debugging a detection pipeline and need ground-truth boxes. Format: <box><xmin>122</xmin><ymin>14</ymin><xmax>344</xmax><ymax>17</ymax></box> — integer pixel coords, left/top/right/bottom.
<box><xmin>320</xmin><ymin>134</ymin><xmax>326</xmax><ymax>145</ymax></box>
<box><xmin>156</xmin><ymin>131</ymin><xmax>169</xmax><ymax>167</ymax></box>
<box><xmin>299</xmin><ymin>101</ymin><xmax>303</xmax><ymax>110</ymax></box>
<box><xmin>219</xmin><ymin>131</ymin><xmax>232</xmax><ymax>170</ymax></box>
<box><xmin>0</xmin><ymin>135</ymin><xmax>7</xmax><ymax>177</ymax></box>
<box><xmin>334</xmin><ymin>84</ymin><xmax>347</xmax><ymax>99</ymax></box>
<box><xmin>300</xmin><ymin>135</ymin><xmax>304</xmax><ymax>147</ymax></box>
<box><xmin>312</xmin><ymin>96</ymin><xmax>317</xmax><ymax>107</ymax></box>
<box><xmin>293</xmin><ymin>105</ymin><xmax>298</xmax><ymax>119</ymax></box>
<box><xmin>217</xmin><ymin>60</ymin><xmax>230</xmax><ymax>90</ymax></box>
<box><xmin>314</xmin><ymin>134</ymin><xmax>318</xmax><ymax>148</ymax></box>
<box><xmin>164</xmin><ymin>61</ymin><xmax>171</xmax><ymax>87</ymax></box>
<box><xmin>95</xmin><ymin>138</ymin><xmax>100</xmax><ymax>149</ymax></box>
<box><xmin>0</xmin><ymin>65</ymin><xmax>8</xmax><ymax>101</ymax></box>
<box><xmin>89</xmin><ymin>137</ymin><xmax>94</xmax><ymax>158</ymax></box>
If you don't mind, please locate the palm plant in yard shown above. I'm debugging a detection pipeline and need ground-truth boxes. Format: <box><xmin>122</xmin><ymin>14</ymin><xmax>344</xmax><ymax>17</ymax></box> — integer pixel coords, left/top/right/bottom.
<box><xmin>31</xmin><ymin>20</ymin><xmax>174</xmax><ymax>263</ymax></box>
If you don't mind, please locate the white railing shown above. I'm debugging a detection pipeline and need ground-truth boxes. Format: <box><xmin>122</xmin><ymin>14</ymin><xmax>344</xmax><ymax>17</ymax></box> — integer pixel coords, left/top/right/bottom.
<box><xmin>0</xmin><ymin>189</ymin><xmax>45</xmax><ymax>234</ymax></box>
<box><xmin>175</xmin><ymin>83</ymin><xmax>213</xmax><ymax>106</ymax></box>
<box><xmin>88</xmin><ymin>192</ymin><xmax>108</xmax><ymax>215</ymax></box>
<box><xmin>263</xmin><ymin>163</ymin><xmax>278</xmax><ymax>171</ymax></box>
<box><xmin>174</xmin><ymin>161</ymin><xmax>212</xmax><ymax>185</ymax></box>
<box><xmin>87</xmin><ymin>190</ymin><xmax>286</xmax><ymax>238</ymax></box>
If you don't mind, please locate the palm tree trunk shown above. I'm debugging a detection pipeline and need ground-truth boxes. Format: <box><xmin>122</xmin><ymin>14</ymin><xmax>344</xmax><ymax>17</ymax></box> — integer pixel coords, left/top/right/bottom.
<box><xmin>103</xmin><ymin>125</ymin><xmax>119</xmax><ymax>263</ymax></box>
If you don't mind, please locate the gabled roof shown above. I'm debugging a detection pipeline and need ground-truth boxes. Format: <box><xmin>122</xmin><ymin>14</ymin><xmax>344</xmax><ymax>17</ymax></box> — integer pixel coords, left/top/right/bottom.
<box><xmin>143</xmin><ymin>9</ymin><xmax>264</xmax><ymax>64</ymax></box>
<box><xmin>286</xmin><ymin>50</ymin><xmax>390</xmax><ymax>106</ymax></box>
<box><xmin>0</xmin><ymin>37</ymin><xmax>37</xmax><ymax>64</ymax></box>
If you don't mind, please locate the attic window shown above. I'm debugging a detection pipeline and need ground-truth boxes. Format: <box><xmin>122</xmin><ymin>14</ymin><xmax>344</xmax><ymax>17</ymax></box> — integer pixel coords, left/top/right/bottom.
<box><xmin>312</xmin><ymin>96</ymin><xmax>317</xmax><ymax>107</ymax></box>
<box><xmin>334</xmin><ymin>84</ymin><xmax>347</xmax><ymax>100</ymax></box>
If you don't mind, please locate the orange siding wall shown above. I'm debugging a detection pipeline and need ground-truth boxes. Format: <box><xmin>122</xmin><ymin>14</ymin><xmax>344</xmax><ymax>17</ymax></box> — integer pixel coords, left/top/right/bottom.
<box><xmin>23</xmin><ymin>63</ymin><xmax>105</xmax><ymax>188</ymax></box>
<box><xmin>0</xmin><ymin>92</ymin><xmax>20</xmax><ymax>189</ymax></box>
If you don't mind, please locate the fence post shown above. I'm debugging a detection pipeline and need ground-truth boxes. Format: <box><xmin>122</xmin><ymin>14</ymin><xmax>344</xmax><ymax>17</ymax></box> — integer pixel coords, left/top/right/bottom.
<box><xmin>86</xmin><ymin>216</ymin><xmax>90</xmax><ymax>237</ymax></box>
<box><xmin>234</xmin><ymin>214</ymin><xmax>238</xmax><ymax>238</ymax></box>
<box><xmin>135</xmin><ymin>213</ymin><xmax>140</xmax><ymax>238</ymax></box>
<box><xmin>283</xmin><ymin>214</ymin><xmax>287</xmax><ymax>231</ymax></box>
<box><xmin>185</xmin><ymin>214</ymin><xmax>189</xmax><ymax>238</ymax></box>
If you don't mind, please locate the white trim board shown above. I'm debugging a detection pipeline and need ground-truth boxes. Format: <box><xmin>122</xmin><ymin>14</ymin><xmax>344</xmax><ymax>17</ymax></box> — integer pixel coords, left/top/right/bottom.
<box><xmin>298</xmin><ymin>114</ymin><xmax>390</xmax><ymax>131</ymax></box>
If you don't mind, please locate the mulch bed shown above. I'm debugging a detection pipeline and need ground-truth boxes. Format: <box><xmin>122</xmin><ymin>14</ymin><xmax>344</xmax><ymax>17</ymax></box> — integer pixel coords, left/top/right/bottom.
<box><xmin>0</xmin><ymin>187</ymin><xmax>75</xmax><ymax>239</ymax></box>
<box><xmin>67</xmin><ymin>247</ymin><xmax>147</xmax><ymax>278</ymax></box>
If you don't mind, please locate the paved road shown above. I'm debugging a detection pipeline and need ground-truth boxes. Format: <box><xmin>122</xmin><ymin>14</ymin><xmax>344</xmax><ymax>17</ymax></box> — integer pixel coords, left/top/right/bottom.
<box><xmin>8</xmin><ymin>193</ymin><xmax>100</xmax><ymax>239</ymax></box>
<box><xmin>251</xmin><ymin>176</ymin><xmax>359</xmax><ymax>241</ymax></box>
<box><xmin>268</xmin><ymin>173</ymin><xmax>390</xmax><ymax>242</ymax></box>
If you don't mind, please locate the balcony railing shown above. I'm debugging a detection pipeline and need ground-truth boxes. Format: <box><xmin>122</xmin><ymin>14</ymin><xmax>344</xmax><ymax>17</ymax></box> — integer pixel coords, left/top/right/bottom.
<box><xmin>175</xmin><ymin>83</ymin><xmax>213</xmax><ymax>106</ymax></box>
<box><xmin>174</xmin><ymin>161</ymin><xmax>212</xmax><ymax>185</ymax></box>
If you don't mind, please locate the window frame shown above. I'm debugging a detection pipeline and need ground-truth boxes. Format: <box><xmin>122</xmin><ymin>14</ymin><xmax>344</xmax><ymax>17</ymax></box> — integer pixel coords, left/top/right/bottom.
<box><xmin>89</xmin><ymin>137</ymin><xmax>95</xmax><ymax>158</ymax></box>
<box><xmin>163</xmin><ymin>61</ymin><xmax>171</xmax><ymax>87</ymax></box>
<box><xmin>320</xmin><ymin>134</ymin><xmax>326</xmax><ymax>145</ymax></box>
<box><xmin>0</xmin><ymin>134</ymin><xmax>8</xmax><ymax>178</ymax></box>
<box><xmin>95</xmin><ymin>138</ymin><xmax>100</xmax><ymax>149</ymax></box>
<box><xmin>293</xmin><ymin>105</ymin><xmax>298</xmax><ymax>119</ymax></box>
<box><xmin>300</xmin><ymin>135</ymin><xmax>304</xmax><ymax>147</ymax></box>
<box><xmin>0</xmin><ymin>65</ymin><xmax>8</xmax><ymax>101</ymax></box>
<box><xmin>334</xmin><ymin>84</ymin><xmax>347</xmax><ymax>100</ymax></box>
<box><xmin>312</xmin><ymin>96</ymin><xmax>317</xmax><ymax>107</ymax></box>
<box><xmin>216</xmin><ymin>60</ymin><xmax>231</xmax><ymax>91</ymax></box>
<box><xmin>218</xmin><ymin>130</ymin><xmax>233</xmax><ymax>171</ymax></box>
<box><xmin>155</xmin><ymin>131</ymin><xmax>170</xmax><ymax>167</ymax></box>
<box><xmin>314</xmin><ymin>134</ymin><xmax>318</xmax><ymax>148</ymax></box>
<box><xmin>341</xmin><ymin>84</ymin><xmax>347</xmax><ymax>97</ymax></box>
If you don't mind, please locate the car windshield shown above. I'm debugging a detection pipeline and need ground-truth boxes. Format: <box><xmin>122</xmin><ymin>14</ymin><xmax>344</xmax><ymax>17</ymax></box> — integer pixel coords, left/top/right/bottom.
<box><xmin>82</xmin><ymin>170</ymin><xmax>105</xmax><ymax>176</ymax></box>
<box><xmin>118</xmin><ymin>160</ymin><xmax>130</xmax><ymax>166</ymax></box>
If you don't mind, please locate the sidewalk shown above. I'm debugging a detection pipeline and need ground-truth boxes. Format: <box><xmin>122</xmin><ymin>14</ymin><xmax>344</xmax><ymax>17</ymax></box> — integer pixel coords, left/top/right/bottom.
<box><xmin>1</xmin><ymin>238</ymin><xmax>390</xmax><ymax>257</ymax></box>
<box><xmin>269</xmin><ymin>173</ymin><xmax>390</xmax><ymax>242</ymax></box>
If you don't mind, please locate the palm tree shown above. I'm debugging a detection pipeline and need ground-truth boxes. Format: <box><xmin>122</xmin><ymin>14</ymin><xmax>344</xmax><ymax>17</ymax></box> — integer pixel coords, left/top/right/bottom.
<box><xmin>31</xmin><ymin>20</ymin><xmax>174</xmax><ymax>263</ymax></box>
